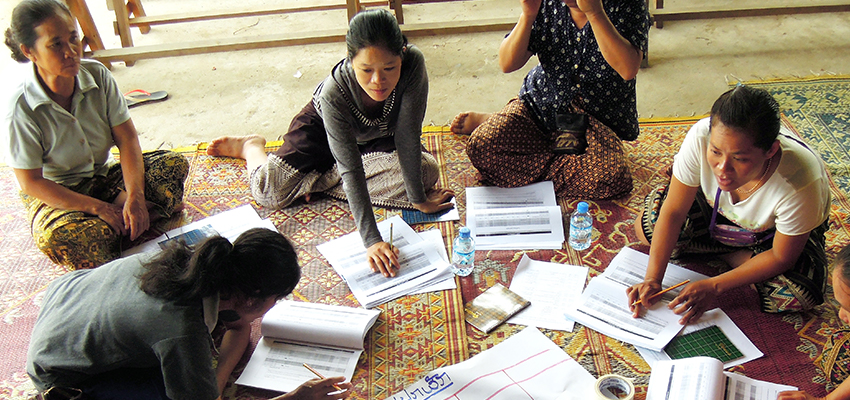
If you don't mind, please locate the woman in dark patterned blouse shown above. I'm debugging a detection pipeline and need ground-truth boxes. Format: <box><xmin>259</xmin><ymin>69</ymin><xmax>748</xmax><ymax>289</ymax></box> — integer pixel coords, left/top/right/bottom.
<box><xmin>452</xmin><ymin>0</ymin><xmax>650</xmax><ymax>199</ymax></box>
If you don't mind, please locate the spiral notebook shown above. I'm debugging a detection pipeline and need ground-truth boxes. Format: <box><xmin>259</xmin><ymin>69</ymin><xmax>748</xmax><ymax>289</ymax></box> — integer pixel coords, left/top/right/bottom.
<box><xmin>464</xmin><ymin>283</ymin><xmax>531</xmax><ymax>333</ymax></box>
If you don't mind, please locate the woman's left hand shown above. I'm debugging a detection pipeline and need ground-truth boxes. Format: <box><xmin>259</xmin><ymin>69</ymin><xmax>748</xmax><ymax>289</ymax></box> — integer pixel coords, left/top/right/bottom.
<box><xmin>367</xmin><ymin>242</ymin><xmax>400</xmax><ymax>278</ymax></box>
<box><xmin>123</xmin><ymin>193</ymin><xmax>150</xmax><ymax>241</ymax></box>
<box><xmin>668</xmin><ymin>279</ymin><xmax>718</xmax><ymax>325</ymax></box>
<box><xmin>413</xmin><ymin>188</ymin><xmax>455</xmax><ymax>214</ymax></box>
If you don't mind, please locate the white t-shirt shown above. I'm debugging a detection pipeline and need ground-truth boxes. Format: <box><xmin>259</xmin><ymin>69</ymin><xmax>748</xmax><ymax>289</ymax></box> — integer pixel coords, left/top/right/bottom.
<box><xmin>2</xmin><ymin>60</ymin><xmax>131</xmax><ymax>186</ymax></box>
<box><xmin>672</xmin><ymin>117</ymin><xmax>830</xmax><ymax>237</ymax></box>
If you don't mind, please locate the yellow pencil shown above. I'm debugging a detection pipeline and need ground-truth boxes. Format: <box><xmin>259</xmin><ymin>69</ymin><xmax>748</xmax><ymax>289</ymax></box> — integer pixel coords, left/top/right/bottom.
<box><xmin>302</xmin><ymin>363</ymin><xmax>343</xmax><ymax>391</ymax></box>
<box><xmin>631</xmin><ymin>279</ymin><xmax>690</xmax><ymax>306</ymax></box>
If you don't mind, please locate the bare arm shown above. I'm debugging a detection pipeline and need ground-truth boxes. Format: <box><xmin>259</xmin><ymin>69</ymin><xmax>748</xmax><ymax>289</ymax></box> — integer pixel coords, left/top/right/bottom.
<box><xmin>498</xmin><ymin>0</ymin><xmax>540</xmax><ymax>73</ymax></box>
<box><xmin>778</xmin><ymin>376</ymin><xmax>850</xmax><ymax>400</ymax></box>
<box><xmin>579</xmin><ymin>0</ymin><xmax>643</xmax><ymax>80</ymax></box>
<box><xmin>112</xmin><ymin>118</ymin><xmax>149</xmax><ymax>240</ymax></box>
<box><xmin>12</xmin><ymin>167</ymin><xmax>126</xmax><ymax>236</ymax></box>
<box><xmin>627</xmin><ymin>177</ymin><xmax>699</xmax><ymax>314</ymax></box>
<box><xmin>214</xmin><ymin>320</ymin><xmax>251</xmax><ymax>395</ymax></box>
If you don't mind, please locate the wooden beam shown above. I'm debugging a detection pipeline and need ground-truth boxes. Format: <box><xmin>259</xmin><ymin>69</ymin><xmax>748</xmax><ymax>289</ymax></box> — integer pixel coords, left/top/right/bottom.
<box><xmin>87</xmin><ymin>17</ymin><xmax>516</xmax><ymax>65</ymax></box>
<box><xmin>651</xmin><ymin>2</ymin><xmax>850</xmax><ymax>23</ymax></box>
<box><xmin>127</xmin><ymin>1</ymin><xmax>387</xmax><ymax>27</ymax></box>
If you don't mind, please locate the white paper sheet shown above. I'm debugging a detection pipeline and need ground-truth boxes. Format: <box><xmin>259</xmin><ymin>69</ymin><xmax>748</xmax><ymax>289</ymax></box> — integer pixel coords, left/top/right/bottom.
<box><xmin>317</xmin><ymin>216</ymin><xmax>452</xmax><ymax>308</ymax></box>
<box><xmin>507</xmin><ymin>254</ymin><xmax>588</xmax><ymax>332</ymax></box>
<box><xmin>565</xmin><ymin>247</ymin><xmax>709</xmax><ymax>351</ymax></box>
<box><xmin>122</xmin><ymin>205</ymin><xmax>274</xmax><ymax>256</ymax></box>
<box><xmin>409</xmin><ymin>229</ymin><xmax>456</xmax><ymax>294</ymax></box>
<box><xmin>635</xmin><ymin>308</ymin><xmax>764</xmax><ymax>369</ymax></box>
<box><xmin>465</xmin><ymin>181</ymin><xmax>565</xmax><ymax>250</ymax></box>
<box><xmin>387</xmin><ymin>327</ymin><xmax>597</xmax><ymax>400</ymax></box>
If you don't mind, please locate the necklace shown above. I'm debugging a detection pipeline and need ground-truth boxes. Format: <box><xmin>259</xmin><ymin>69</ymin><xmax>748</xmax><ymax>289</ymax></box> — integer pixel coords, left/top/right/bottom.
<box><xmin>735</xmin><ymin>156</ymin><xmax>772</xmax><ymax>194</ymax></box>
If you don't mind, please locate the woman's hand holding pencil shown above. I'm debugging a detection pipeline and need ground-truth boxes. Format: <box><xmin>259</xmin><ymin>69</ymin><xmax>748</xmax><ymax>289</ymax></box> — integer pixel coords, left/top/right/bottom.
<box><xmin>628</xmin><ymin>277</ymin><xmax>719</xmax><ymax>325</ymax></box>
<box><xmin>269</xmin><ymin>363</ymin><xmax>351</xmax><ymax>399</ymax></box>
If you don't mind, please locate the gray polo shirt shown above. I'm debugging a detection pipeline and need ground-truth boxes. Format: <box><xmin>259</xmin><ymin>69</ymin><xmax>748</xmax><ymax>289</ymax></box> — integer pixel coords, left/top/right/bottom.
<box><xmin>2</xmin><ymin>59</ymin><xmax>131</xmax><ymax>186</ymax></box>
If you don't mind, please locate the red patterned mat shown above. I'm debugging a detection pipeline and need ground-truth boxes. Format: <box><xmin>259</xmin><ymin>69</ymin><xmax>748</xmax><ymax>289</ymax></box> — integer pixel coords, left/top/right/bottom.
<box><xmin>2</xmin><ymin>119</ymin><xmax>848</xmax><ymax>399</ymax></box>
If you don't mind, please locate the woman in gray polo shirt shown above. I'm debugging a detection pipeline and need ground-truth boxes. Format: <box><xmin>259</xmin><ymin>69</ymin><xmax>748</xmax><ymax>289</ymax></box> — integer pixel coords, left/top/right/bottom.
<box><xmin>2</xmin><ymin>0</ymin><xmax>188</xmax><ymax>269</ymax></box>
<box><xmin>207</xmin><ymin>9</ymin><xmax>454</xmax><ymax>278</ymax></box>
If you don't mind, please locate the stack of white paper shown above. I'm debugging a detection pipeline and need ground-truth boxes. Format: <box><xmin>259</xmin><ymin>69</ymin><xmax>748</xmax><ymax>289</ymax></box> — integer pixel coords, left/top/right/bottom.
<box><xmin>465</xmin><ymin>181</ymin><xmax>565</xmax><ymax>250</ymax></box>
<box><xmin>564</xmin><ymin>247</ymin><xmax>709</xmax><ymax>352</ymax></box>
<box><xmin>236</xmin><ymin>301</ymin><xmax>381</xmax><ymax>393</ymax></box>
<box><xmin>317</xmin><ymin>216</ymin><xmax>455</xmax><ymax>308</ymax></box>
<box><xmin>507</xmin><ymin>254</ymin><xmax>588</xmax><ymax>332</ymax></box>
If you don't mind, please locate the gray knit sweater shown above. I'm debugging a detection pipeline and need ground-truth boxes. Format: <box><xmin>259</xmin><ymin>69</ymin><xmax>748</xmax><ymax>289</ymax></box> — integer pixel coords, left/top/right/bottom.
<box><xmin>314</xmin><ymin>45</ymin><xmax>429</xmax><ymax>247</ymax></box>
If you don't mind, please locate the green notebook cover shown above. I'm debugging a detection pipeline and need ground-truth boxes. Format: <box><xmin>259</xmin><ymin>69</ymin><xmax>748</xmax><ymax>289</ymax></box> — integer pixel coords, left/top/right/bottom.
<box><xmin>664</xmin><ymin>325</ymin><xmax>744</xmax><ymax>363</ymax></box>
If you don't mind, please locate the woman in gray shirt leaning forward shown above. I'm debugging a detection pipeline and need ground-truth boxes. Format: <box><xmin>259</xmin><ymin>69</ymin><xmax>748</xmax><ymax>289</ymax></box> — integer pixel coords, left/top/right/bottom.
<box><xmin>207</xmin><ymin>9</ymin><xmax>454</xmax><ymax>278</ymax></box>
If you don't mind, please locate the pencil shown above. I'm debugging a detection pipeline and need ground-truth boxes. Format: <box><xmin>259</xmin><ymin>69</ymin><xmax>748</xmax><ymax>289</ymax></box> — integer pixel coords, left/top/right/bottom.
<box><xmin>389</xmin><ymin>223</ymin><xmax>394</xmax><ymax>249</ymax></box>
<box><xmin>631</xmin><ymin>279</ymin><xmax>690</xmax><ymax>306</ymax></box>
<box><xmin>302</xmin><ymin>363</ymin><xmax>343</xmax><ymax>391</ymax></box>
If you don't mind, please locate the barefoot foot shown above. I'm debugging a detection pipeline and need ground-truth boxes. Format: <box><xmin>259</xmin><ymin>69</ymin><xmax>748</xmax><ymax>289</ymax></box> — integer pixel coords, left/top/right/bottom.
<box><xmin>450</xmin><ymin>111</ymin><xmax>491</xmax><ymax>135</ymax></box>
<box><xmin>206</xmin><ymin>135</ymin><xmax>266</xmax><ymax>159</ymax></box>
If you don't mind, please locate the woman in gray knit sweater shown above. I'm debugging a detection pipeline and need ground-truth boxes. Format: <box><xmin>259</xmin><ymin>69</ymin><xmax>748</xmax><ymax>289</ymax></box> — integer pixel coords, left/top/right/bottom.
<box><xmin>207</xmin><ymin>9</ymin><xmax>454</xmax><ymax>278</ymax></box>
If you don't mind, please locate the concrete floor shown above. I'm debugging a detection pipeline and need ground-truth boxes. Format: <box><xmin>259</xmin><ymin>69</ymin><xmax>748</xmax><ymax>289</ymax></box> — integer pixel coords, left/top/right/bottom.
<box><xmin>2</xmin><ymin>0</ymin><xmax>849</xmax><ymax>150</ymax></box>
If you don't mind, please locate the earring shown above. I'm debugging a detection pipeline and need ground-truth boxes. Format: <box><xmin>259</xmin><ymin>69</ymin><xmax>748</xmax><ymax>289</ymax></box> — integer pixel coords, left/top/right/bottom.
<box><xmin>218</xmin><ymin>309</ymin><xmax>241</xmax><ymax>323</ymax></box>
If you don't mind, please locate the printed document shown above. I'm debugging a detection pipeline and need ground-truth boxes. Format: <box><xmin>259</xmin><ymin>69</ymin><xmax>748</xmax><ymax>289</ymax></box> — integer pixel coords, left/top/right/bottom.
<box><xmin>507</xmin><ymin>254</ymin><xmax>588</xmax><ymax>332</ymax></box>
<box><xmin>387</xmin><ymin>327</ymin><xmax>597</xmax><ymax>400</ymax></box>
<box><xmin>465</xmin><ymin>181</ymin><xmax>565</xmax><ymax>250</ymax></box>
<box><xmin>236</xmin><ymin>301</ymin><xmax>380</xmax><ymax>393</ymax></box>
<box><xmin>317</xmin><ymin>216</ymin><xmax>452</xmax><ymax>308</ymax></box>
<box><xmin>123</xmin><ymin>205</ymin><xmax>275</xmax><ymax>256</ymax></box>
<box><xmin>647</xmin><ymin>357</ymin><xmax>797</xmax><ymax>400</ymax></box>
<box><xmin>564</xmin><ymin>247</ymin><xmax>709</xmax><ymax>351</ymax></box>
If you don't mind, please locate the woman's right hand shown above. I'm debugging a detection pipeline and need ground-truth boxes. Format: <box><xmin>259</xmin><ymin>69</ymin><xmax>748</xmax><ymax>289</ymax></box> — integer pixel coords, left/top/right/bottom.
<box><xmin>626</xmin><ymin>279</ymin><xmax>662</xmax><ymax>317</ymax></box>
<box><xmin>367</xmin><ymin>241</ymin><xmax>400</xmax><ymax>278</ymax></box>
<box><xmin>520</xmin><ymin>0</ymin><xmax>542</xmax><ymax>19</ymax></box>
<box><xmin>284</xmin><ymin>377</ymin><xmax>352</xmax><ymax>399</ymax></box>
<box><xmin>776</xmin><ymin>390</ymin><xmax>823</xmax><ymax>400</ymax></box>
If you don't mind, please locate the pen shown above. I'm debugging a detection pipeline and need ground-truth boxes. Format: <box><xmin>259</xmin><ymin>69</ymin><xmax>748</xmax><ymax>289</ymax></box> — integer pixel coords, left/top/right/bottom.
<box><xmin>631</xmin><ymin>279</ymin><xmax>690</xmax><ymax>306</ymax></box>
<box><xmin>302</xmin><ymin>363</ymin><xmax>343</xmax><ymax>391</ymax></box>
<box><xmin>389</xmin><ymin>223</ymin><xmax>394</xmax><ymax>250</ymax></box>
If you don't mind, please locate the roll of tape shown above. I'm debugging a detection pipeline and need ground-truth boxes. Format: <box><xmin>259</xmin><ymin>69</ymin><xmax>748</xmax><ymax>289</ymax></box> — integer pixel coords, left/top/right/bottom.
<box><xmin>594</xmin><ymin>374</ymin><xmax>635</xmax><ymax>400</ymax></box>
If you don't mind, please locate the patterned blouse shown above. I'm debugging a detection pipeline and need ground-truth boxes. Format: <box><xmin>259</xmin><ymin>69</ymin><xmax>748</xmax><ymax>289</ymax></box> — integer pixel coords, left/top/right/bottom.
<box><xmin>519</xmin><ymin>0</ymin><xmax>650</xmax><ymax>140</ymax></box>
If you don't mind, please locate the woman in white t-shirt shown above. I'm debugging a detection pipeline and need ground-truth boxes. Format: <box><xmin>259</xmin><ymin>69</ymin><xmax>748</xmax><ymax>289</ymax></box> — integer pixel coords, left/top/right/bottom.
<box><xmin>627</xmin><ymin>85</ymin><xmax>830</xmax><ymax>325</ymax></box>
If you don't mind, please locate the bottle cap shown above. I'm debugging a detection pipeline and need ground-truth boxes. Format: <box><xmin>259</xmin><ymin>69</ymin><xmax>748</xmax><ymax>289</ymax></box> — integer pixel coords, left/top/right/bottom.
<box><xmin>459</xmin><ymin>227</ymin><xmax>471</xmax><ymax>238</ymax></box>
<box><xmin>577</xmin><ymin>201</ymin><xmax>589</xmax><ymax>213</ymax></box>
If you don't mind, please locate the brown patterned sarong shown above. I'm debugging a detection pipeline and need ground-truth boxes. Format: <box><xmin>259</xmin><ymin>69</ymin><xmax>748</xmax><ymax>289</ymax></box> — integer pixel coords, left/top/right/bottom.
<box><xmin>22</xmin><ymin>150</ymin><xmax>189</xmax><ymax>270</ymax></box>
<box><xmin>466</xmin><ymin>97</ymin><xmax>631</xmax><ymax>199</ymax></box>
<box><xmin>640</xmin><ymin>185</ymin><xmax>828</xmax><ymax>313</ymax></box>
<box><xmin>251</xmin><ymin>101</ymin><xmax>439</xmax><ymax>210</ymax></box>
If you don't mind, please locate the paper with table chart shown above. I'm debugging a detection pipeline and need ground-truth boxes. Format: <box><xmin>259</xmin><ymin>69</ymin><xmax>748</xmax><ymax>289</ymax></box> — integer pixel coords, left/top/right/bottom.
<box><xmin>387</xmin><ymin>327</ymin><xmax>598</xmax><ymax>400</ymax></box>
<box><xmin>235</xmin><ymin>301</ymin><xmax>380</xmax><ymax>393</ymax></box>
<box><xmin>647</xmin><ymin>357</ymin><xmax>797</xmax><ymax>400</ymax></box>
<box><xmin>317</xmin><ymin>216</ymin><xmax>453</xmax><ymax>308</ymax></box>
<box><xmin>465</xmin><ymin>181</ymin><xmax>565</xmax><ymax>250</ymax></box>
<box><xmin>564</xmin><ymin>247</ymin><xmax>710</xmax><ymax>352</ymax></box>
<box><xmin>507</xmin><ymin>254</ymin><xmax>588</xmax><ymax>332</ymax></box>
<box><xmin>636</xmin><ymin>308</ymin><xmax>763</xmax><ymax>369</ymax></box>
<box><xmin>122</xmin><ymin>205</ymin><xmax>276</xmax><ymax>256</ymax></box>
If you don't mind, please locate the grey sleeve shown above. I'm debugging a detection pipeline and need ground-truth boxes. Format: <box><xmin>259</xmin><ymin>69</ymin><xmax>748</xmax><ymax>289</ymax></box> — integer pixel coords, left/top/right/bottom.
<box><xmin>393</xmin><ymin>46</ymin><xmax>429</xmax><ymax>205</ymax></box>
<box><xmin>153</xmin><ymin>335</ymin><xmax>220</xmax><ymax>400</ymax></box>
<box><xmin>321</xmin><ymin>95</ymin><xmax>383</xmax><ymax>247</ymax></box>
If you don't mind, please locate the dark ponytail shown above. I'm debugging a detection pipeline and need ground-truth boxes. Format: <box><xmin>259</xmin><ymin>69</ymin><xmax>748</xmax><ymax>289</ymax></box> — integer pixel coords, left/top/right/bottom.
<box><xmin>140</xmin><ymin>228</ymin><xmax>301</xmax><ymax>302</ymax></box>
<box><xmin>5</xmin><ymin>0</ymin><xmax>73</xmax><ymax>63</ymax></box>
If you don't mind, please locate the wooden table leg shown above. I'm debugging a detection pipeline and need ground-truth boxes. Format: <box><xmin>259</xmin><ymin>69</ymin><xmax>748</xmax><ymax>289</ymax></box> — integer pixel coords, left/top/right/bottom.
<box><xmin>346</xmin><ymin>0</ymin><xmax>361</xmax><ymax>21</ymax></box>
<box><xmin>111</xmin><ymin>0</ymin><xmax>134</xmax><ymax>48</ymax></box>
<box><xmin>127</xmin><ymin>0</ymin><xmax>150</xmax><ymax>34</ymax></box>
<box><xmin>66</xmin><ymin>0</ymin><xmax>112</xmax><ymax>69</ymax></box>
<box><xmin>389</xmin><ymin>0</ymin><xmax>404</xmax><ymax>24</ymax></box>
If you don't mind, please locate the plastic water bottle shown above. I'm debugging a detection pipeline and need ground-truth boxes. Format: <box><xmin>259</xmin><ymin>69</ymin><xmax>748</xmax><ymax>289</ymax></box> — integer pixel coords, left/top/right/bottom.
<box><xmin>569</xmin><ymin>201</ymin><xmax>593</xmax><ymax>251</ymax></box>
<box><xmin>451</xmin><ymin>227</ymin><xmax>475</xmax><ymax>276</ymax></box>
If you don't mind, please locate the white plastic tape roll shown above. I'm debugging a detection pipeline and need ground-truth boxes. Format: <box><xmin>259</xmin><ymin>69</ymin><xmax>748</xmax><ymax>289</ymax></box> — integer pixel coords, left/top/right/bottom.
<box><xmin>594</xmin><ymin>374</ymin><xmax>635</xmax><ymax>400</ymax></box>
